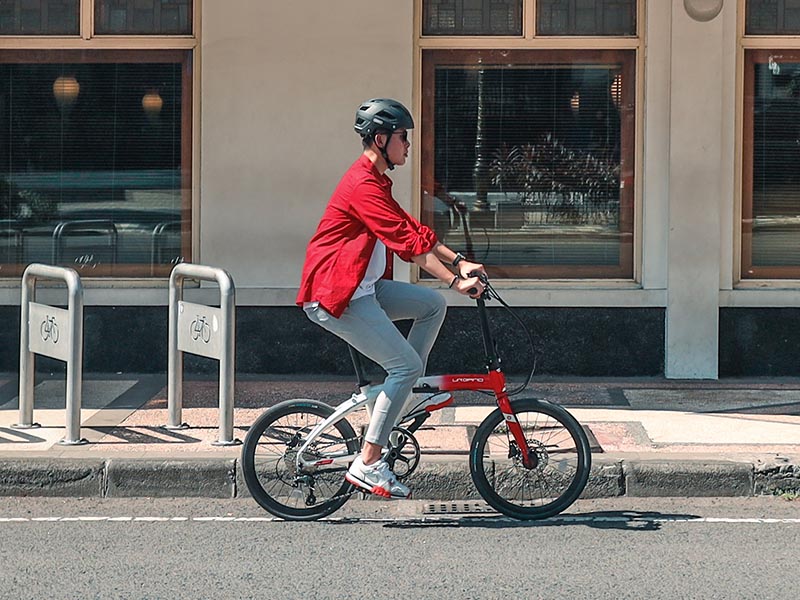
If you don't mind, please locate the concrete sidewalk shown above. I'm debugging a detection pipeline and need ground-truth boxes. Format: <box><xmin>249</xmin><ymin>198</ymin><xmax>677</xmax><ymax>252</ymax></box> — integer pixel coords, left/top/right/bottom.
<box><xmin>0</xmin><ymin>373</ymin><xmax>799</xmax><ymax>501</ymax></box>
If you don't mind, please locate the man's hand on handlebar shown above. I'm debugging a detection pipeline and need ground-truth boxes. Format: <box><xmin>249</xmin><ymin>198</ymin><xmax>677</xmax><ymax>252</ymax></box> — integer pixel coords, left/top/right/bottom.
<box><xmin>454</xmin><ymin>259</ymin><xmax>486</xmax><ymax>298</ymax></box>
<box><xmin>457</xmin><ymin>258</ymin><xmax>486</xmax><ymax>281</ymax></box>
<box><xmin>453</xmin><ymin>270</ymin><xmax>486</xmax><ymax>298</ymax></box>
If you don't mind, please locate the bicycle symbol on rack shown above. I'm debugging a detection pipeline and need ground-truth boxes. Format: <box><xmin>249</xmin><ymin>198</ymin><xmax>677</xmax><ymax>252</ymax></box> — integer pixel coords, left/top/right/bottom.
<box><xmin>190</xmin><ymin>315</ymin><xmax>211</xmax><ymax>343</ymax></box>
<box><xmin>74</xmin><ymin>254</ymin><xmax>99</xmax><ymax>270</ymax></box>
<box><xmin>40</xmin><ymin>315</ymin><xmax>59</xmax><ymax>343</ymax></box>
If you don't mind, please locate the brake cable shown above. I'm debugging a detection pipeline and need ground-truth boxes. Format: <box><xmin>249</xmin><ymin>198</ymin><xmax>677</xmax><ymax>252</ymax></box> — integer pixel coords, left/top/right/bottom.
<box><xmin>477</xmin><ymin>278</ymin><xmax>537</xmax><ymax>398</ymax></box>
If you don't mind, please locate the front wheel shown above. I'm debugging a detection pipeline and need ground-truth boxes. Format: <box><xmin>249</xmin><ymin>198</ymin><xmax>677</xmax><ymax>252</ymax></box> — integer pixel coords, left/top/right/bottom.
<box><xmin>241</xmin><ymin>399</ymin><xmax>360</xmax><ymax>521</ymax></box>
<box><xmin>469</xmin><ymin>398</ymin><xmax>591</xmax><ymax>520</ymax></box>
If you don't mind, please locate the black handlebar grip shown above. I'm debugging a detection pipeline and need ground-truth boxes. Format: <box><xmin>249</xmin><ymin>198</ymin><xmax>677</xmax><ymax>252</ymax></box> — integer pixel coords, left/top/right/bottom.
<box><xmin>466</xmin><ymin>270</ymin><xmax>486</xmax><ymax>296</ymax></box>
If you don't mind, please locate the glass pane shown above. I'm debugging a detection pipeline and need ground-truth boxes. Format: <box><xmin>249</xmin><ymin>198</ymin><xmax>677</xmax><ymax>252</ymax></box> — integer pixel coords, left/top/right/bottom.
<box><xmin>95</xmin><ymin>0</ymin><xmax>192</xmax><ymax>35</ymax></box>
<box><xmin>0</xmin><ymin>54</ymin><xmax>191</xmax><ymax>277</ymax></box>
<box><xmin>423</xmin><ymin>51</ymin><xmax>634</xmax><ymax>278</ymax></box>
<box><xmin>746</xmin><ymin>0</ymin><xmax>800</xmax><ymax>35</ymax></box>
<box><xmin>537</xmin><ymin>0</ymin><xmax>636</xmax><ymax>36</ymax></box>
<box><xmin>423</xmin><ymin>0</ymin><xmax>523</xmax><ymax>36</ymax></box>
<box><xmin>745</xmin><ymin>58</ymin><xmax>800</xmax><ymax>274</ymax></box>
<box><xmin>0</xmin><ymin>0</ymin><xmax>79</xmax><ymax>35</ymax></box>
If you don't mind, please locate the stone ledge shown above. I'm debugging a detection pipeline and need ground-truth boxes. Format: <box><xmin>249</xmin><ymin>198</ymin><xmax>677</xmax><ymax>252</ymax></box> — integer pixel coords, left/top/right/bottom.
<box><xmin>105</xmin><ymin>459</ymin><xmax>236</xmax><ymax>498</ymax></box>
<box><xmin>623</xmin><ymin>460</ymin><xmax>754</xmax><ymax>497</ymax></box>
<box><xmin>583</xmin><ymin>459</ymin><xmax>624</xmax><ymax>498</ymax></box>
<box><xmin>0</xmin><ymin>458</ymin><xmax>105</xmax><ymax>497</ymax></box>
<box><xmin>754</xmin><ymin>462</ymin><xmax>800</xmax><ymax>495</ymax></box>
<box><xmin>3</xmin><ymin>457</ymin><xmax>799</xmax><ymax>501</ymax></box>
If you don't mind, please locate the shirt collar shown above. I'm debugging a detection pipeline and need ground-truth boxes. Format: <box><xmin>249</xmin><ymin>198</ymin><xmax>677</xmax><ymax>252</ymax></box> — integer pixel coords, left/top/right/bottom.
<box><xmin>358</xmin><ymin>154</ymin><xmax>391</xmax><ymax>186</ymax></box>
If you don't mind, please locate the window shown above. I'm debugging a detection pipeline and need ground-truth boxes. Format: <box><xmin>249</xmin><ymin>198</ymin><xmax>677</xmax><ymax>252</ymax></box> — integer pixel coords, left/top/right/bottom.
<box><xmin>741</xmin><ymin>50</ymin><xmax>800</xmax><ymax>278</ymax></box>
<box><xmin>419</xmin><ymin>0</ymin><xmax>639</xmax><ymax>279</ymax></box>
<box><xmin>537</xmin><ymin>0</ymin><xmax>636</xmax><ymax>36</ymax></box>
<box><xmin>423</xmin><ymin>0</ymin><xmax>523</xmax><ymax>36</ymax></box>
<box><xmin>0</xmin><ymin>2</ymin><xmax>194</xmax><ymax>278</ymax></box>
<box><xmin>741</xmin><ymin>2</ymin><xmax>800</xmax><ymax>279</ymax></box>
<box><xmin>0</xmin><ymin>0</ymin><xmax>79</xmax><ymax>36</ymax></box>
<box><xmin>746</xmin><ymin>0</ymin><xmax>800</xmax><ymax>35</ymax></box>
<box><xmin>95</xmin><ymin>0</ymin><xmax>192</xmax><ymax>35</ymax></box>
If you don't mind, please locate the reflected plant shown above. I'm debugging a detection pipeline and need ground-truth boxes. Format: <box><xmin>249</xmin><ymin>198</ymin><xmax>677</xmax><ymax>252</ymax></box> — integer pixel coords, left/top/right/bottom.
<box><xmin>0</xmin><ymin>178</ymin><xmax>56</xmax><ymax>224</ymax></box>
<box><xmin>490</xmin><ymin>134</ymin><xmax>620</xmax><ymax>225</ymax></box>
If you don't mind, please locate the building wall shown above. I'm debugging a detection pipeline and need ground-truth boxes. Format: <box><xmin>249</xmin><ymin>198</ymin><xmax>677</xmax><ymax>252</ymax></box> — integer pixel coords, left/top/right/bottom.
<box><xmin>200</xmin><ymin>0</ymin><xmax>415</xmax><ymax>293</ymax></box>
<box><xmin>2</xmin><ymin>1</ymin><xmax>797</xmax><ymax>377</ymax></box>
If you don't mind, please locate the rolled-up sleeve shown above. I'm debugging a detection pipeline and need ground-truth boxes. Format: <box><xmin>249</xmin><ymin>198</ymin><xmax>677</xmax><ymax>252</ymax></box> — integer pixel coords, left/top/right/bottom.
<box><xmin>349</xmin><ymin>180</ymin><xmax>438</xmax><ymax>261</ymax></box>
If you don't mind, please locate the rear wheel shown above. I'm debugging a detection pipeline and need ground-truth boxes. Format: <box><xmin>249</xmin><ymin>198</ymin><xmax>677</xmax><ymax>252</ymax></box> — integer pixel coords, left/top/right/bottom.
<box><xmin>241</xmin><ymin>399</ymin><xmax>359</xmax><ymax>521</ymax></box>
<box><xmin>469</xmin><ymin>398</ymin><xmax>591</xmax><ymax>520</ymax></box>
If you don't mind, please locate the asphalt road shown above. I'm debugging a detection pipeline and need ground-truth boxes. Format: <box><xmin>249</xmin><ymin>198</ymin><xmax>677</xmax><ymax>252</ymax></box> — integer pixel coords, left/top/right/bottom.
<box><xmin>1</xmin><ymin>496</ymin><xmax>798</xmax><ymax>599</ymax></box>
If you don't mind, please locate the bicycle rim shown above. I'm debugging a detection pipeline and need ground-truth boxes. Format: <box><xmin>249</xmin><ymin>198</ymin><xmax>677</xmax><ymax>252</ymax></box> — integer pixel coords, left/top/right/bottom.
<box><xmin>469</xmin><ymin>398</ymin><xmax>591</xmax><ymax>520</ymax></box>
<box><xmin>242</xmin><ymin>399</ymin><xmax>359</xmax><ymax>521</ymax></box>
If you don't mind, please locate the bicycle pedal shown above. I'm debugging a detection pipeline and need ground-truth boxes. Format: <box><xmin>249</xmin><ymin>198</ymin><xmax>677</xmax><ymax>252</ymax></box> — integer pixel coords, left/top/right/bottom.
<box><xmin>357</xmin><ymin>491</ymin><xmax>369</xmax><ymax>500</ymax></box>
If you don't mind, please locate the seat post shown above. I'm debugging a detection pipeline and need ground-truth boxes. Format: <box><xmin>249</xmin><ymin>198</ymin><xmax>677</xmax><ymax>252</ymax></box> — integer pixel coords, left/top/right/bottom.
<box><xmin>347</xmin><ymin>344</ymin><xmax>370</xmax><ymax>388</ymax></box>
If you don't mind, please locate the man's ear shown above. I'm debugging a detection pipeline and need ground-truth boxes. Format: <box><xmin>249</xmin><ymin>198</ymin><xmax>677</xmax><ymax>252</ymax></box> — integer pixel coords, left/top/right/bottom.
<box><xmin>374</xmin><ymin>132</ymin><xmax>386</xmax><ymax>150</ymax></box>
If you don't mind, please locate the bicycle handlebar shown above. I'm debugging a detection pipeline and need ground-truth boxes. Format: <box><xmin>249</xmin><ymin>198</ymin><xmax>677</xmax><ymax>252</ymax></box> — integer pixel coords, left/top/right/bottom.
<box><xmin>466</xmin><ymin>271</ymin><xmax>489</xmax><ymax>297</ymax></box>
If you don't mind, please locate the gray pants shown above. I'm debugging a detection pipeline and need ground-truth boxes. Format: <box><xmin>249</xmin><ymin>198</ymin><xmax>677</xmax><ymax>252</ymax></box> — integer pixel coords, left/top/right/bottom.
<box><xmin>304</xmin><ymin>279</ymin><xmax>447</xmax><ymax>447</ymax></box>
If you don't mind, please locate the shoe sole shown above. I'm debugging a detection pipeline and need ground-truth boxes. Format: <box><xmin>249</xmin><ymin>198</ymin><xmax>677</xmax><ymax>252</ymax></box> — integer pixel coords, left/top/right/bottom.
<box><xmin>345</xmin><ymin>473</ymin><xmax>411</xmax><ymax>499</ymax></box>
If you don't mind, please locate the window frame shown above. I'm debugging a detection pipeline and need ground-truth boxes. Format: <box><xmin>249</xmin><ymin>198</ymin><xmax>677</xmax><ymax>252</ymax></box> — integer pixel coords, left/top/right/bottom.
<box><xmin>0</xmin><ymin>0</ymin><xmax>199</xmax><ymax>281</ymax></box>
<box><xmin>737</xmin><ymin>0</ymin><xmax>800</xmax><ymax>284</ymax></box>
<box><xmin>414</xmin><ymin>0</ymin><xmax>644</xmax><ymax>283</ymax></box>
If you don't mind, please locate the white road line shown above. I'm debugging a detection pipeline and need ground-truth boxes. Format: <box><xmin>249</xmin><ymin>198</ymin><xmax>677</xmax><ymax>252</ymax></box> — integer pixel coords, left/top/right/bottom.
<box><xmin>0</xmin><ymin>515</ymin><xmax>799</xmax><ymax>524</ymax></box>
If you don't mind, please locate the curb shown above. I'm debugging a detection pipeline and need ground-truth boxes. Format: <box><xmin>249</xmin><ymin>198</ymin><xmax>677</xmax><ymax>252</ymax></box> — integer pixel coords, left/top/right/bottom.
<box><xmin>1</xmin><ymin>457</ymin><xmax>799</xmax><ymax>500</ymax></box>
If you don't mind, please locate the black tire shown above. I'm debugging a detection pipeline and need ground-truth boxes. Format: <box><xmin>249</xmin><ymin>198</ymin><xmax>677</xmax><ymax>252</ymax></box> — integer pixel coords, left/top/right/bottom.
<box><xmin>241</xmin><ymin>399</ymin><xmax>360</xmax><ymax>521</ymax></box>
<box><xmin>469</xmin><ymin>398</ymin><xmax>591</xmax><ymax>520</ymax></box>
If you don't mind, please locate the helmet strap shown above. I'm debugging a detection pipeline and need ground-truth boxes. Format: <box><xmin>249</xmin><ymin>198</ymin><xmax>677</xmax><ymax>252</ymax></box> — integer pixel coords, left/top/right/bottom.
<box><xmin>377</xmin><ymin>131</ymin><xmax>395</xmax><ymax>171</ymax></box>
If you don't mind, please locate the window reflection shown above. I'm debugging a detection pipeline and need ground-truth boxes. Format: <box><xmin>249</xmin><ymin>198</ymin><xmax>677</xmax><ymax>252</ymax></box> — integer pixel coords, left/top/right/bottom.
<box><xmin>94</xmin><ymin>0</ymin><xmax>191</xmax><ymax>35</ymax></box>
<box><xmin>423</xmin><ymin>0</ymin><xmax>523</xmax><ymax>36</ymax></box>
<box><xmin>0</xmin><ymin>53</ymin><xmax>191</xmax><ymax>276</ymax></box>
<box><xmin>0</xmin><ymin>0</ymin><xmax>79</xmax><ymax>35</ymax></box>
<box><xmin>422</xmin><ymin>50</ymin><xmax>635</xmax><ymax>278</ymax></box>
<box><xmin>746</xmin><ymin>58</ymin><xmax>800</xmax><ymax>273</ymax></box>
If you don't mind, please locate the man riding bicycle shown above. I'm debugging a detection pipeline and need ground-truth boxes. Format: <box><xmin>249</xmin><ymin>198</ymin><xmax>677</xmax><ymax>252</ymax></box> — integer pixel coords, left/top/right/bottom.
<box><xmin>297</xmin><ymin>98</ymin><xmax>485</xmax><ymax>499</ymax></box>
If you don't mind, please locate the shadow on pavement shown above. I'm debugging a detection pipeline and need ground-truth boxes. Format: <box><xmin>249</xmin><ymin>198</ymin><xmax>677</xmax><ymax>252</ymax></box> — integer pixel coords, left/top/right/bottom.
<box><xmin>380</xmin><ymin>510</ymin><xmax>702</xmax><ymax>531</ymax></box>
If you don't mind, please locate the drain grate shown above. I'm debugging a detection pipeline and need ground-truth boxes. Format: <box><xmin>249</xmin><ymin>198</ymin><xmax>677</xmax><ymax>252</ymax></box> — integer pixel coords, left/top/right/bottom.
<box><xmin>423</xmin><ymin>501</ymin><xmax>498</xmax><ymax>515</ymax></box>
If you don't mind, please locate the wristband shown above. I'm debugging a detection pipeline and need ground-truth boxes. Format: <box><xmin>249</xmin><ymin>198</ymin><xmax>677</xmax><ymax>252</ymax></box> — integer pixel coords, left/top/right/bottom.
<box><xmin>448</xmin><ymin>275</ymin><xmax>460</xmax><ymax>288</ymax></box>
<box><xmin>452</xmin><ymin>252</ymin><xmax>466</xmax><ymax>267</ymax></box>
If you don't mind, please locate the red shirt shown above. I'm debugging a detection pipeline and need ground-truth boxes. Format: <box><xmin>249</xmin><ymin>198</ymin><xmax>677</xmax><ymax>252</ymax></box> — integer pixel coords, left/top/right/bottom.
<box><xmin>296</xmin><ymin>155</ymin><xmax>438</xmax><ymax>318</ymax></box>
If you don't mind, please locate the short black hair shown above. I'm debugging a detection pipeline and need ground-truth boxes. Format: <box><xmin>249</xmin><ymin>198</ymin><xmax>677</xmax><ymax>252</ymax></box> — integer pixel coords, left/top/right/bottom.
<box><xmin>361</xmin><ymin>129</ymin><xmax>391</xmax><ymax>149</ymax></box>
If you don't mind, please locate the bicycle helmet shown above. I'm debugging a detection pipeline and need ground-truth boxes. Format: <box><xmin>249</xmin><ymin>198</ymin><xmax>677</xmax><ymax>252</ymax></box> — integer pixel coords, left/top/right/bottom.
<box><xmin>354</xmin><ymin>98</ymin><xmax>414</xmax><ymax>138</ymax></box>
<box><xmin>354</xmin><ymin>98</ymin><xmax>414</xmax><ymax>170</ymax></box>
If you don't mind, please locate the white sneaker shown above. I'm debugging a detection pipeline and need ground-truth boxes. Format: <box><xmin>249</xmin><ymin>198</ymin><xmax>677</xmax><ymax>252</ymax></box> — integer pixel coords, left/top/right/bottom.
<box><xmin>400</xmin><ymin>391</ymin><xmax>454</xmax><ymax>423</ymax></box>
<box><xmin>345</xmin><ymin>456</ymin><xmax>411</xmax><ymax>499</ymax></box>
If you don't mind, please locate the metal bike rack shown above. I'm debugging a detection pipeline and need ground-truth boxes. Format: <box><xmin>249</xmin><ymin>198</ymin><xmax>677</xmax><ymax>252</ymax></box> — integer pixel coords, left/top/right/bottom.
<box><xmin>52</xmin><ymin>219</ymin><xmax>118</xmax><ymax>266</ymax></box>
<box><xmin>150</xmin><ymin>220</ymin><xmax>183</xmax><ymax>275</ymax></box>
<box><xmin>0</xmin><ymin>220</ymin><xmax>23</xmax><ymax>264</ymax></box>
<box><xmin>167</xmin><ymin>263</ymin><xmax>239</xmax><ymax>446</ymax></box>
<box><xmin>15</xmin><ymin>263</ymin><xmax>86</xmax><ymax>445</ymax></box>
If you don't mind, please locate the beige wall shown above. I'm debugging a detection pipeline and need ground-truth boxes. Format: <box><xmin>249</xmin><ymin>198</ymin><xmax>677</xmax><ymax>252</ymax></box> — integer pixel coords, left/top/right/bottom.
<box><xmin>200</xmin><ymin>0</ymin><xmax>414</xmax><ymax>295</ymax></box>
